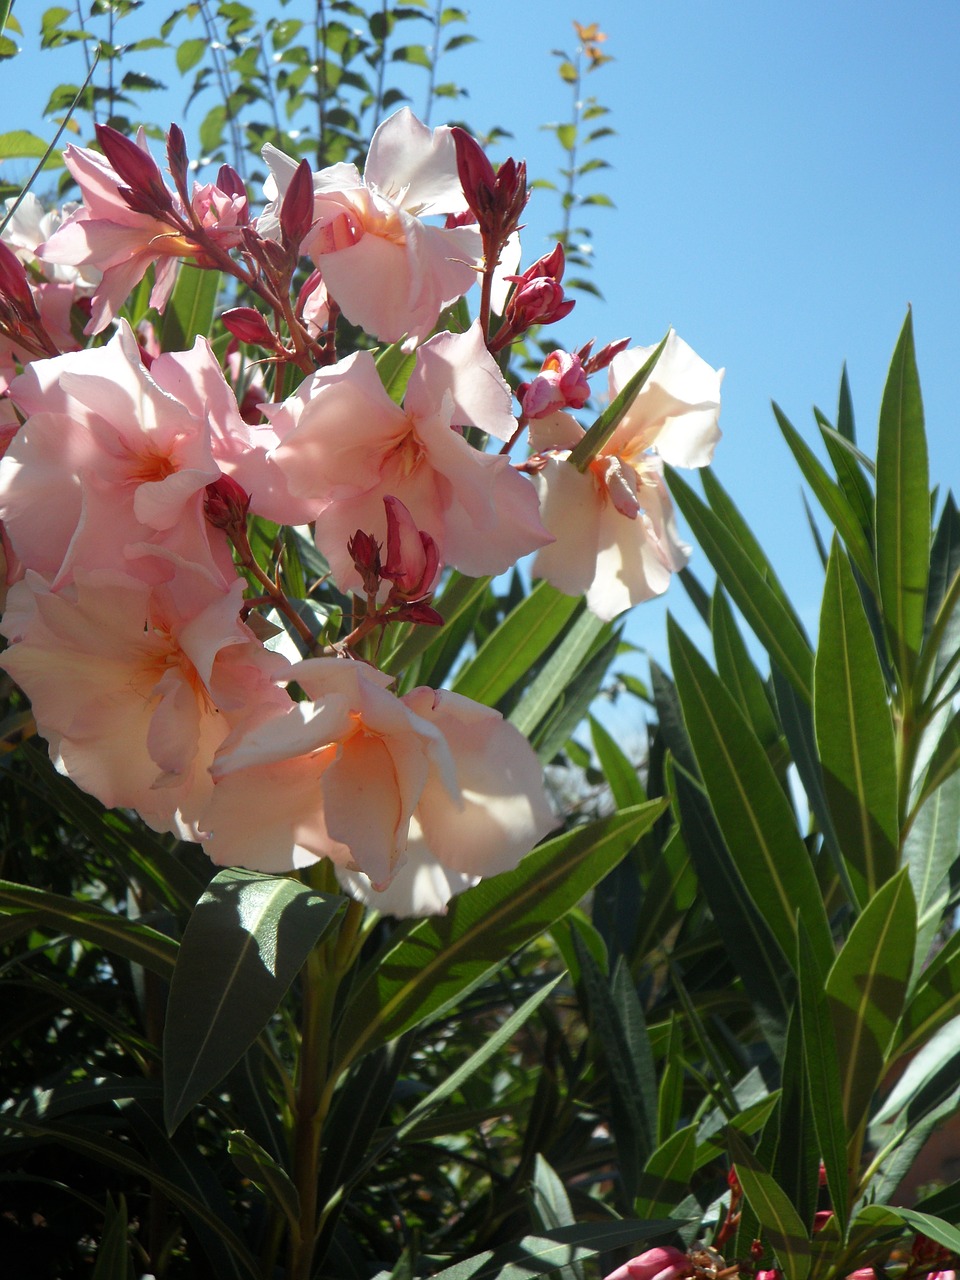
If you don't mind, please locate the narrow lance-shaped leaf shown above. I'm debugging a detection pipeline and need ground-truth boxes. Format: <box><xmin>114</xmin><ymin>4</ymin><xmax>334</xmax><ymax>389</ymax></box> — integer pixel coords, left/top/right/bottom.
<box><xmin>815</xmin><ymin>539</ymin><xmax>899</xmax><ymax>902</ymax></box>
<box><xmin>667</xmin><ymin>469</ymin><xmax>814</xmax><ymax>703</ymax></box>
<box><xmin>453</xmin><ymin>579</ymin><xmax>579</xmax><ymax>707</ymax></box>
<box><xmin>160</xmin><ymin>264</ymin><xmax>221</xmax><ymax>350</ymax></box>
<box><xmin>796</xmin><ymin>922</ymin><xmax>849</xmax><ymax>1237</ymax></box>
<box><xmin>164</xmin><ymin>869</ymin><xmax>344</xmax><ymax>1133</ymax></box>
<box><xmin>875</xmin><ymin>309</ymin><xmax>930</xmax><ymax>689</ymax></box>
<box><xmin>567</xmin><ymin>331</ymin><xmax>669</xmax><ymax>470</ymax></box>
<box><xmin>773</xmin><ymin>404</ymin><xmax>876</xmax><ymax>590</ymax></box>
<box><xmin>726</xmin><ymin>1129</ymin><xmax>811</xmax><ymax>1280</ymax></box>
<box><xmin>668</xmin><ymin>616</ymin><xmax>832</xmax><ymax>968</ymax></box>
<box><xmin>634</xmin><ymin>1123</ymin><xmax>698</xmax><ymax>1220</ymax></box>
<box><xmin>825</xmin><ymin>868</ymin><xmax>916</xmax><ymax>1134</ymax></box>
<box><xmin>710</xmin><ymin>586</ymin><xmax>782</xmax><ymax>756</ymax></box>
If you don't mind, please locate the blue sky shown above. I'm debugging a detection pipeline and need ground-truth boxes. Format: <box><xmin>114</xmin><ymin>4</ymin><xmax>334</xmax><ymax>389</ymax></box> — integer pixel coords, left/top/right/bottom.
<box><xmin>4</xmin><ymin>1</ymin><xmax>959</xmax><ymax>700</ymax></box>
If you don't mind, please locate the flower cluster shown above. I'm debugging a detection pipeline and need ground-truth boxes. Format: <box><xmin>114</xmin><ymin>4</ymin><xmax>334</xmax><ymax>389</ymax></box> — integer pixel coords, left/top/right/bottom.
<box><xmin>0</xmin><ymin>106</ymin><xmax>722</xmax><ymax>915</ymax></box>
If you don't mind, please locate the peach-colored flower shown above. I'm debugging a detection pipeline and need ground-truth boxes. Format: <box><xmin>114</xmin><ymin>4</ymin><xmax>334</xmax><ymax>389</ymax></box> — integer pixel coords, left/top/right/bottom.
<box><xmin>335</xmin><ymin>687</ymin><xmax>556</xmax><ymax>915</ymax></box>
<box><xmin>200</xmin><ymin>658</ymin><xmax>455</xmax><ymax>886</ymax></box>
<box><xmin>259</xmin><ymin>108</ymin><xmax>481</xmax><ymax>343</ymax></box>
<box><xmin>267</xmin><ymin>322</ymin><xmax>551</xmax><ymax>591</ymax></box>
<box><xmin>530</xmin><ymin>330</ymin><xmax>722</xmax><ymax>620</ymax></box>
<box><xmin>0</xmin><ymin>564</ymin><xmax>291</xmax><ymax>835</ymax></box>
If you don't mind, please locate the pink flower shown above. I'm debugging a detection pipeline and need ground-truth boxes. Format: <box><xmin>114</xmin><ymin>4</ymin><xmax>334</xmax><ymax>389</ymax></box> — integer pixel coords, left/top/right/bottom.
<box><xmin>0</xmin><ymin>564</ymin><xmax>291</xmax><ymax>835</ymax></box>
<box><xmin>602</xmin><ymin>1246</ymin><xmax>691</xmax><ymax>1280</ymax></box>
<box><xmin>335</xmin><ymin>687</ymin><xmax>556</xmax><ymax>916</ymax></box>
<box><xmin>267</xmin><ymin>322</ymin><xmax>551</xmax><ymax>591</ymax></box>
<box><xmin>200</xmin><ymin>658</ymin><xmax>456</xmax><ymax>887</ymax></box>
<box><xmin>259</xmin><ymin>108</ymin><xmax>481</xmax><ymax>343</ymax></box>
<box><xmin>530</xmin><ymin>330</ymin><xmax>722</xmax><ymax>621</ymax></box>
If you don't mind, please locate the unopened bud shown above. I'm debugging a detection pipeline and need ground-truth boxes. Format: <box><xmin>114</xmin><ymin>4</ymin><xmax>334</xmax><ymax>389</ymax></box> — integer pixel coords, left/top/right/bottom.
<box><xmin>347</xmin><ymin>528</ymin><xmax>382</xmax><ymax>596</ymax></box>
<box><xmin>221</xmin><ymin>307</ymin><xmax>276</xmax><ymax>348</ymax></box>
<box><xmin>95</xmin><ymin>123</ymin><xmax>174</xmax><ymax>216</ymax></box>
<box><xmin>391</xmin><ymin>600</ymin><xmax>443</xmax><ymax>627</ymax></box>
<box><xmin>280</xmin><ymin>159</ymin><xmax>316</xmax><ymax>251</ymax></box>
<box><xmin>166</xmin><ymin>124</ymin><xmax>190</xmax><ymax>197</ymax></box>
<box><xmin>0</xmin><ymin>240</ymin><xmax>39</xmax><ymax>316</ymax></box>
<box><xmin>216</xmin><ymin>163</ymin><xmax>247</xmax><ymax>202</ymax></box>
<box><xmin>452</xmin><ymin>127</ymin><xmax>497</xmax><ymax>215</ymax></box>
<box><xmin>382</xmin><ymin>495</ymin><xmax>440</xmax><ymax>600</ymax></box>
<box><xmin>204</xmin><ymin>474</ymin><xmax>251</xmax><ymax>530</ymax></box>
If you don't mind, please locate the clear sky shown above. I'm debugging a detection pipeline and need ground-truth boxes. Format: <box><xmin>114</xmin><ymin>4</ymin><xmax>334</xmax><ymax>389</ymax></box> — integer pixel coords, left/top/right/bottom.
<box><xmin>3</xmin><ymin>1</ymin><xmax>959</xmax><ymax>703</ymax></box>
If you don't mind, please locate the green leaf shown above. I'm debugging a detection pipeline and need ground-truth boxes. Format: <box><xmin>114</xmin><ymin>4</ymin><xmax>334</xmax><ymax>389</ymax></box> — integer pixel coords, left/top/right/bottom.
<box><xmin>815</xmin><ymin>411</ymin><xmax>874</xmax><ymax>553</ymax></box>
<box><xmin>375</xmin><ymin>340</ymin><xmax>416</xmax><ymax>404</ymax></box>
<box><xmin>0</xmin><ymin>129</ymin><xmax>57</xmax><ymax>160</ymax></box>
<box><xmin>575</xmin><ymin>943</ymin><xmax>656</xmax><ymax>1197</ymax></box>
<box><xmin>163</xmin><ymin>869</ymin><xmax>344</xmax><ymax>1132</ymax></box>
<box><xmin>0</xmin><ymin>879</ymin><xmax>178</xmax><ymax>976</ymax></box>
<box><xmin>826</xmin><ymin>868</ymin><xmax>916</xmax><ymax>1132</ymax></box>
<box><xmin>159</xmin><ymin>265</ymin><xmax>220</xmax><ymax>350</ymax></box>
<box><xmin>710</xmin><ymin>586</ymin><xmax>781</xmax><ymax>755</ymax></box>
<box><xmin>875</xmin><ymin>310</ymin><xmax>930</xmax><ymax>688</ymax></box>
<box><xmin>508</xmin><ymin>606</ymin><xmax>609</xmax><ymax>741</ymax></box>
<box><xmin>774</xmin><ymin>404</ymin><xmax>876</xmax><ymax>589</ymax></box>
<box><xmin>903</xmin><ymin>768</ymin><xmax>960</xmax><ymax>974</ymax></box>
<box><xmin>635</xmin><ymin>1123</ymin><xmax>698</xmax><ymax>1219</ymax></box>
<box><xmin>726</xmin><ymin>1129</ymin><xmax>811</xmax><ymax>1280</ymax></box>
<box><xmin>773</xmin><ymin>1011</ymin><xmax>818</xmax><ymax>1238</ymax></box>
<box><xmin>452</xmin><ymin>580</ymin><xmax>579</xmax><ymax>707</ymax></box>
<box><xmin>428</xmin><ymin>1221</ymin><xmax>685</xmax><ymax>1280</ymax></box>
<box><xmin>530</xmin><ymin>1157</ymin><xmax>581</xmax><ymax>1280</ymax></box>
<box><xmin>667</xmin><ymin>469</ymin><xmax>813</xmax><ymax>702</ymax></box>
<box><xmin>877</xmin><ymin>1208</ymin><xmax>960</xmax><ymax>1256</ymax></box>
<box><xmin>796</xmin><ymin>923</ymin><xmax>849</xmax><ymax>1237</ymax></box>
<box><xmin>567</xmin><ymin>332</ymin><xmax>668</xmax><ymax>470</ymax></box>
<box><xmin>670</xmin><ymin>764</ymin><xmax>791</xmax><ymax>1047</ymax></box>
<box><xmin>91</xmin><ymin>1194</ymin><xmax>135</xmax><ymax>1280</ymax></box>
<box><xmin>668</xmin><ymin>616</ymin><xmax>832</xmax><ymax>967</ymax></box>
<box><xmin>898</xmin><ymin>928</ymin><xmax>960</xmax><ymax>1057</ymax></box>
<box><xmin>333</xmin><ymin>801</ymin><xmax>665</xmax><ymax>1070</ymax></box>
<box><xmin>177</xmin><ymin>36</ymin><xmax>207</xmax><ymax>72</ymax></box>
<box><xmin>815</xmin><ymin>540</ymin><xmax>899</xmax><ymax>901</ymax></box>
<box><xmin>227</xmin><ymin>1130</ymin><xmax>300</xmax><ymax>1231</ymax></box>
<box><xmin>590</xmin><ymin>714</ymin><xmax>645</xmax><ymax>808</ymax></box>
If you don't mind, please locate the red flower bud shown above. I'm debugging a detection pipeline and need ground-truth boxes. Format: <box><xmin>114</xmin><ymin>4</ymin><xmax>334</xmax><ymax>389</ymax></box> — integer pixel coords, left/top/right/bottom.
<box><xmin>165</xmin><ymin>123</ymin><xmax>190</xmax><ymax>199</ymax></box>
<box><xmin>221</xmin><ymin>307</ymin><xmax>276</xmax><ymax>348</ymax></box>
<box><xmin>382</xmin><ymin>495</ymin><xmax>440</xmax><ymax>601</ymax></box>
<box><xmin>216</xmin><ymin>163</ymin><xmax>247</xmax><ymax>202</ymax></box>
<box><xmin>280</xmin><ymin>159</ymin><xmax>316</xmax><ymax>251</ymax></box>
<box><xmin>95</xmin><ymin>123</ymin><xmax>174</xmax><ymax>217</ymax></box>
<box><xmin>204</xmin><ymin>475</ymin><xmax>251</xmax><ymax>530</ymax></box>
<box><xmin>391</xmin><ymin>600</ymin><xmax>443</xmax><ymax>627</ymax></box>
<box><xmin>347</xmin><ymin>528</ymin><xmax>382</xmax><ymax>596</ymax></box>
<box><xmin>0</xmin><ymin>240</ymin><xmax>39</xmax><ymax>316</ymax></box>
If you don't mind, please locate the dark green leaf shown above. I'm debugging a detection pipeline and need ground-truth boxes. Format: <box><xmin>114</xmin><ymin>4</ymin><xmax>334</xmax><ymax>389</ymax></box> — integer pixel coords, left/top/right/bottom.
<box><xmin>669</xmin><ymin>617</ymin><xmax>831</xmax><ymax>967</ymax></box>
<box><xmin>635</xmin><ymin>1123</ymin><xmax>697</xmax><ymax>1219</ymax></box>
<box><xmin>774</xmin><ymin>403</ymin><xmax>876</xmax><ymax>588</ymax></box>
<box><xmin>899</xmin><ymin>927</ymin><xmax>960</xmax><ymax>1057</ymax></box>
<box><xmin>590</xmin><ymin>715</ymin><xmax>645</xmax><ymax>809</ymax></box>
<box><xmin>163</xmin><ymin>869</ymin><xmax>344</xmax><ymax>1132</ymax></box>
<box><xmin>878</xmin><ymin>1208</ymin><xmax>960</xmax><ymax>1256</ymax></box>
<box><xmin>726</xmin><ymin>1129</ymin><xmax>810</xmax><ymax>1280</ymax></box>
<box><xmin>826</xmin><ymin>868</ymin><xmax>916</xmax><ymax>1132</ymax></box>
<box><xmin>227</xmin><ymin>1130</ymin><xmax>300</xmax><ymax>1230</ymax></box>
<box><xmin>711</xmin><ymin>586</ymin><xmax>781</xmax><ymax>754</ymax></box>
<box><xmin>796</xmin><ymin>923</ymin><xmax>849</xmax><ymax>1236</ymax></box>
<box><xmin>667</xmin><ymin>470</ymin><xmax>813</xmax><ymax>702</ymax></box>
<box><xmin>815</xmin><ymin>539</ymin><xmax>899</xmax><ymax>901</ymax></box>
<box><xmin>875</xmin><ymin>310</ymin><xmax>930</xmax><ymax>687</ymax></box>
<box><xmin>90</xmin><ymin>1194</ymin><xmax>135</xmax><ymax>1280</ymax></box>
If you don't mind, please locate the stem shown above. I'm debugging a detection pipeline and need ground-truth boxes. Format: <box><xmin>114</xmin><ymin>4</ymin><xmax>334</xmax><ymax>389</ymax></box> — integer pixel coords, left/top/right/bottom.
<box><xmin>558</xmin><ymin>47</ymin><xmax>583</xmax><ymax>249</ymax></box>
<box><xmin>371</xmin><ymin>0</ymin><xmax>389</xmax><ymax>132</ymax></box>
<box><xmin>423</xmin><ymin>0</ymin><xmax>443</xmax><ymax>125</ymax></box>
<box><xmin>315</xmin><ymin>0</ymin><xmax>328</xmax><ymax>168</ymax></box>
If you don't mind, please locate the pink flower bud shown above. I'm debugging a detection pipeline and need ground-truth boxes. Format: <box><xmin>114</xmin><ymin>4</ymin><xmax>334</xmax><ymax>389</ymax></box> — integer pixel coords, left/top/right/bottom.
<box><xmin>509</xmin><ymin>276</ymin><xmax>575</xmax><ymax>330</ymax></box>
<box><xmin>602</xmin><ymin>1246</ymin><xmax>691</xmax><ymax>1280</ymax></box>
<box><xmin>580</xmin><ymin>335</ymin><xmax>632</xmax><ymax>375</ymax></box>
<box><xmin>204</xmin><ymin>475</ymin><xmax>251</xmax><ymax>530</ymax></box>
<box><xmin>382</xmin><ymin>495</ymin><xmax>440</xmax><ymax>600</ymax></box>
<box><xmin>520</xmin><ymin>349</ymin><xmax>590</xmax><ymax>419</ymax></box>
<box><xmin>845</xmin><ymin>1270</ymin><xmax>876</xmax><ymax>1280</ymax></box>
<box><xmin>756</xmin><ymin>1271</ymin><xmax>781</xmax><ymax>1280</ymax></box>
<box><xmin>216</xmin><ymin>163</ymin><xmax>247</xmax><ymax>202</ymax></box>
<box><xmin>347</xmin><ymin>529</ymin><xmax>382</xmax><ymax>596</ymax></box>
<box><xmin>221</xmin><ymin>307</ymin><xmax>276</xmax><ymax>348</ymax></box>
<box><xmin>392</xmin><ymin>600</ymin><xmax>443</xmax><ymax>627</ymax></box>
